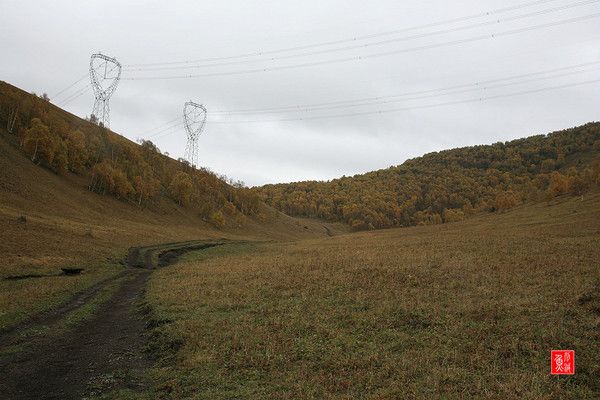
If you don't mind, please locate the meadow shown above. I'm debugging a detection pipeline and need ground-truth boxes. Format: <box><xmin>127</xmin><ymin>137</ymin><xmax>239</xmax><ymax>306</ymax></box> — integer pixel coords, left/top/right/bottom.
<box><xmin>0</xmin><ymin>130</ymin><xmax>342</xmax><ymax>331</ymax></box>
<box><xmin>144</xmin><ymin>193</ymin><xmax>600</xmax><ymax>399</ymax></box>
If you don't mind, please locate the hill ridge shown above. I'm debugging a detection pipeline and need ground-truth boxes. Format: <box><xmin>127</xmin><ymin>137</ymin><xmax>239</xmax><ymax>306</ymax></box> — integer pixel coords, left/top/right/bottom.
<box><xmin>256</xmin><ymin>122</ymin><xmax>600</xmax><ymax>229</ymax></box>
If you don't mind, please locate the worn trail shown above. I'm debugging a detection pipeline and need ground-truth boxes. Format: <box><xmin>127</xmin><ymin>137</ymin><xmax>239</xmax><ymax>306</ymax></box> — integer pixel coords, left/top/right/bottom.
<box><xmin>0</xmin><ymin>240</ymin><xmax>225</xmax><ymax>399</ymax></box>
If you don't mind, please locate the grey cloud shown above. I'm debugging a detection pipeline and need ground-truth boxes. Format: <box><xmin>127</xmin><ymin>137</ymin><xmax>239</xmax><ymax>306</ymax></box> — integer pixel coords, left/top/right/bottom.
<box><xmin>1</xmin><ymin>0</ymin><xmax>599</xmax><ymax>185</ymax></box>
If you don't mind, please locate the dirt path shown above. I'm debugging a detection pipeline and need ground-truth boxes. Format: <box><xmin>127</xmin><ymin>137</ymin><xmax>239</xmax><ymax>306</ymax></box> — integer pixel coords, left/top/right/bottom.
<box><xmin>0</xmin><ymin>269</ymin><xmax>150</xmax><ymax>399</ymax></box>
<box><xmin>0</xmin><ymin>240</ymin><xmax>226</xmax><ymax>399</ymax></box>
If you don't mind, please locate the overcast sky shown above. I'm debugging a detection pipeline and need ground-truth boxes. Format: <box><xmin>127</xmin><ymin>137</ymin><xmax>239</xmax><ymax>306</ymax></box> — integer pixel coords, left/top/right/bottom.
<box><xmin>1</xmin><ymin>0</ymin><xmax>599</xmax><ymax>186</ymax></box>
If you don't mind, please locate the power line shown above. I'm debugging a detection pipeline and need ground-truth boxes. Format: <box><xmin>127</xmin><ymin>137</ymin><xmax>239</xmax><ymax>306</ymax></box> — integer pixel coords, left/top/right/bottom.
<box><xmin>53</xmin><ymin>62</ymin><xmax>109</xmax><ymax>104</ymax></box>
<box><xmin>204</xmin><ymin>77</ymin><xmax>600</xmax><ymax>124</ymax></box>
<box><xmin>214</xmin><ymin>66</ymin><xmax>600</xmax><ymax>115</ymax></box>
<box><xmin>143</xmin><ymin>115</ymin><xmax>183</xmax><ymax>135</ymax></box>
<box><xmin>146</xmin><ymin>120</ymin><xmax>186</xmax><ymax>139</ymax></box>
<box><xmin>51</xmin><ymin>72</ymin><xmax>90</xmax><ymax>99</ymax></box>
<box><xmin>138</xmin><ymin>60</ymin><xmax>600</xmax><ymax>138</ymax></box>
<box><xmin>57</xmin><ymin>84</ymin><xmax>92</xmax><ymax>107</ymax></box>
<box><xmin>123</xmin><ymin>0</ymin><xmax>565</xmax><ymax>68</ymax></box>
<box><xmin>142</xmin><ymin>107</ymin><xmax>200</xmax><ymax>140</ymax></box>
<box><xmin>122</xmin><ymin>12</ymin><xmax>600</xmax><ymax>81</ymax></box>
<box><xmin>209</xmin><ymin>61</ymin><xmax>600</xmax><ymax>115</ymax></box>
<box><xmin>124</xmin><ymin>0</ymin><xmax>599</xmax><ymax>73</ymax></box>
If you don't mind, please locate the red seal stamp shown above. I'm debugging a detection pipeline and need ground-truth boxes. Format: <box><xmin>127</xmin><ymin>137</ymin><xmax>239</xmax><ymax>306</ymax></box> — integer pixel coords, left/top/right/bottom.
<box><xmin>551</xmin><ymin>350</ymin><xmax>574</xmax><ymax>375</ymax></box>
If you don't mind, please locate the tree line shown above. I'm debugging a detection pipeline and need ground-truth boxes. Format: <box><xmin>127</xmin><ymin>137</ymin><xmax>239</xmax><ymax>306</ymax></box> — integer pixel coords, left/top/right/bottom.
<box><xmin>256</xmin><ymin>123</ymin><xmax>600</xmax><ymax>230</ymax></box>
<box><xmin>0</xmin><ymin>82</ymin><xmax>260</xmax><ymax>227</ymax></box>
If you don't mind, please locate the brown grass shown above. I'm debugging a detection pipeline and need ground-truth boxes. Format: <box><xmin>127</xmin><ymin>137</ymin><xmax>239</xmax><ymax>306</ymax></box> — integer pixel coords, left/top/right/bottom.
<box><xmin>144</xmin><ymin>192</ymin><xmax>600</xmax><ymax>399</ymax></box>
<box><xmin>0</xmin><ymin>133</ymin><xmax>344</xmax><ymax>329</ymax></box>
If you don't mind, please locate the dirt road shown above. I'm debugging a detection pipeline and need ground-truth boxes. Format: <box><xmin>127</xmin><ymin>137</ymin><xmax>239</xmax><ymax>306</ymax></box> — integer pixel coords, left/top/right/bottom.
<box><xmin>0</xmin><ymin>240</ymin><xmax>224</xmax><ymax>399</ymax></box>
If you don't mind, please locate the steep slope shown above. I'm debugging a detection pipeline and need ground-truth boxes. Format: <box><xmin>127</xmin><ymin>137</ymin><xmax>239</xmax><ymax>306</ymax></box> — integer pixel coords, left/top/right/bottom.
<box><xmin>0</xmin><ymin>80</ymin><xmax>262</xmax><ymax>225</ymax></box>
<box><xmin>0</xmin><ymin>82</ymin><xmax>345</xmax><ymax>273</ymax></box>
<box><xmin>0</xmin><ymin>82</ymin><xmax>345</xmax><ymax>329</ymax></box>
<box><xmin>257</xmin><ymin>123</ymin><xmax>600</xmax><ymax>229</ymax></box>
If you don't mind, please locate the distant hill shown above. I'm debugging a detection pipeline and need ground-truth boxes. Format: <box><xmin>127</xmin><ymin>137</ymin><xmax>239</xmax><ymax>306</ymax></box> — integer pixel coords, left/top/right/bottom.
<box><xmin>3</xmin><ymin>80</ymin><xmax>599</xmax><ymax>234</ymax></box>
<box><xmin>256</xmin><ymin>123</ymin><xmax>600</xmax><ymax>230</ymax></box>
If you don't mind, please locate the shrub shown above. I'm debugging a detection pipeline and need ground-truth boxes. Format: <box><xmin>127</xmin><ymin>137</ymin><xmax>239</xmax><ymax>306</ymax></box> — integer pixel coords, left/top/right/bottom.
<box><xmin>209</xmin><ymin>210</ymin><xmax>225</xmax><ymax>228</ymax></box>
<box><xmin>495</xmin><ymin>191</ymin><xmax>519</xmax><ymax>211</ymax></box>
<box><xmin>443</xmin><ymin>208</ymin><xmax>465</xmax><ymax>223</ymax></box>
<box><xmin>547</xmin><ymin>172</ymin><xmax>569</xmax><ymax>197</ymax></box>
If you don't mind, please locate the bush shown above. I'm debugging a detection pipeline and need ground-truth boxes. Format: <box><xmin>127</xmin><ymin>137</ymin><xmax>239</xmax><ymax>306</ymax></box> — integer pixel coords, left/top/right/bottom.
<box><xmin>495</xmin><ymin>191</ymin><xmax>519</xmax><ymax>211</ymax></box>
<box><xmin>547</xmin><ymin>172</ymin><xmax>569</xmax><ymax>197</ymax></box>
<box><xmin>443</xmin><ymin>208</ymin><xmax>465</xmax><ymax>223</ymax></box>
<box><xmin>168</xmin><ymin>171</ymin><xmax>193</xmax><ymax>206</ymax></box>
<box><xmin>209</xmin><ymin>210</ymin><xmax>225</xmax><ymax>228</ymax></box>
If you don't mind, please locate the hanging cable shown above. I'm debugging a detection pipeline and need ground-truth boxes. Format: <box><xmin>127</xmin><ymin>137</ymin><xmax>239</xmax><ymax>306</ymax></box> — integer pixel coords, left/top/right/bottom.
<box><xmin>124</xmin><ymin>0</ymin><xmax>566</xmax><ymax>68</ymax></box>
<box><xmin>51</xmin><ymin>72</ymin><xmax>90</xmax><ymax>100</ymax></box>
<box><xmin>124</xmin><ymin>0</ymin><xmax>599</xmax><ymax>73</ymax></box>
<box><xmin>209</xmin><ymin>61</ymin><xmax>600</xmax><ymax>115</ymax></box>
<box><xmin>204</xmin><ymin>78</ymin><xmax>600</xmax><ymax>124</ymax></box>
<box><xmin>122</xmin><ymin>12</ymin><xmax>600</xmax><ymax>80</ymax></box>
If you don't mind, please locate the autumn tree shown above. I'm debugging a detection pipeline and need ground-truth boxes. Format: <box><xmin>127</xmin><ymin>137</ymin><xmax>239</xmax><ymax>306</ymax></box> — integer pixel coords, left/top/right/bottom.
<box><xmin>566</xmin><ymin>168</ymin><xmax>589</xmax><ymax>196</ymax></box>
<box><xmin>90</xmin><ymin>160</ymin><xmax>114</xmax><ymax>194</ymax></box>
<box><xmin>134</xmin><ymin>174</ymin><xmax>161</xmax><ymax>206</ymax></box>
<box><xmin>52</xmin><ymin>140</ymin><xmax>68</xmax><ymax>175</ymax></box>
<box><xmin>443</xmin><ymin>208</ymin><xmax>465</xmax><ymax>223</ymax></box>
<box><xmin>168</xmin><ymin>171</ymin><xmax>193</xmax><ymax>206</ymax></box>
<box><xmin>547</xmin><ymin>171</ymin><xmax>569</xmax><ymax>197</ymax></box>
<box><xmin>112</xmin><ymin>168</ymin><xmax>134</xmax><ymax>198</ymax></box>
<box><xmin>494</xmin><ymin>190</ymin><xmax>519</xmax><ymax>211</ymax></box>
<box><xmin>209</xmin><ymin>210</ymin><xmax>225</xmax><ymax>228</ymax></box>
<box><xmin>22</xmin><ymin>118</ymin><xmax>56</xmax><ymax>165</ymax></box>
<box><xmin>65</xmin><ymin>130</ymin><xmax>88</xmax><ymax>172</ymax></box>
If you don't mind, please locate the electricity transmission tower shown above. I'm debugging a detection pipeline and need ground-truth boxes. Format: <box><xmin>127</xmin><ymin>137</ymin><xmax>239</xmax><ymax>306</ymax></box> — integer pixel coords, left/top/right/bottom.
<box><xmin>89</xmin><ymin>53</ymin><xmax>121</xmax><ymax>128</ymax></box>
<box><xmin>183</xmin><ymin>101</ymin><xmax>207</xmax><ymax>168</ymax></box>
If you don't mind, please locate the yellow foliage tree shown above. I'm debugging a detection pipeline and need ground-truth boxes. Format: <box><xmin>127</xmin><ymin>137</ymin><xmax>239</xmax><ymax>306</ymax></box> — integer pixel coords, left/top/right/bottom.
<box><xmin>134</xmin><ymin>175</ymin><xmax>161</xmax><ymax>206</ymax></box>
<box><xmin>112</xmin><ymin>168</ymin><xmax>134</xmax><ymax>199</ymax></box>
<box><xmin>547</xmin><ymin>171</ymin><xmax>569</xmax><ymax>197</ymax></box>
<box><xmin>22</xmin><ymin>118</ymin><xmax>56</xmax><ymax>165</ymax></box>
<box><xmin>168</xmin><ymin>171</ymin><xmax>193</xmax><ymax>206</ymax></box>
<box><xmin>65</xmin><ymin>130</ymin><xmax>88</xmax><ymax>172</ymax></box>
<box><xmin>443</xmin><ymin>208</ymin><xmax>465</xmax><ymax>223</ymax></box>
<box><xmin>209</xmin><ymin>210</ymin><xmax>225</xmax><ymax>228</ymax></box>
<box><xmin>495</xmin><ymin>191</ymin><xmax>518</xmax><ymax>211</ymax></box>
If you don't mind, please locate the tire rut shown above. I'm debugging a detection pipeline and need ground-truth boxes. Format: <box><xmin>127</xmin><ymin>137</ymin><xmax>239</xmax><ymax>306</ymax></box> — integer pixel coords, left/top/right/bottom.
<box><xmin>0</xmin><ymin>240</ymin><xmax>227</xmax><ymax>399</ymax></box>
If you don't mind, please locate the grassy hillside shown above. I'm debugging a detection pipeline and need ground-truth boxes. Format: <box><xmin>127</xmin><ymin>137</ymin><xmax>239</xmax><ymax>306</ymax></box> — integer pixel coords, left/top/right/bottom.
<box><xmin>257</xmin><ymin>123</ymin><xmax>600</xmax><ymax>230</ymax></box>
<box><xmin>0</xmin><ymin>80</ymin><xmax>264</xmax><ymax>226</ymax></box>
<box><xmin>143</xmin><ymin>192</ymin><xmax>600</xmax><ymax>399</ymax></box>
<box><xmin>0</xmin><ymin>82</ymin><xmax>345</xmax><ymax>330</ymax></box>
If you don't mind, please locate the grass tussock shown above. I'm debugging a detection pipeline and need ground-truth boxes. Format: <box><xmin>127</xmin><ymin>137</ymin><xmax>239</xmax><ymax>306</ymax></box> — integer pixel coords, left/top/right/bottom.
<box><xmin>145</xmin><ymin>193</ymin><xmax>600</xmax><ymax>399</ymax></box>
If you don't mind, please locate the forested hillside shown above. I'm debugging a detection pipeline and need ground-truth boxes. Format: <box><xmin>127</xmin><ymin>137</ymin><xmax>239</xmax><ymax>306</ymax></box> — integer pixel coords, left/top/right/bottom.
<box><xmin>0</xmin><ymin>81</ymin><xmax>260</xmax><ymax>227</ymax></box>
<box><xmin>257</xmin><ymin>123</ymin><xmax>600</xmax><ymax>230</ymax></box>
<box><xmin>4</xmin><ymin>80</ymin><xmax>599</xmax><ymax>232</ymax></box>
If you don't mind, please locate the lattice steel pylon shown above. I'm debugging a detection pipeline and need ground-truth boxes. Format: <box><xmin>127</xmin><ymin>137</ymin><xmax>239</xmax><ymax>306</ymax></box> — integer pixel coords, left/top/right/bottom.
<box><xmin>89</xmin><ymin>53</ymin><xmax>121</xmax><ymax>128</ymax></box>
<box><xmin>183</xmin><ymin>101</ymin><xmax>207</xmax><ymax>168</ymax></box>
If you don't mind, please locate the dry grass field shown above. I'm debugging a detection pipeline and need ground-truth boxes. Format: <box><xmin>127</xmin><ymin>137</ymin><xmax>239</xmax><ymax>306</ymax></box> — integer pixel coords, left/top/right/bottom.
<box><xmin>0</xmin><ymin>132</ymin><xmax>344</xmax><ymax>330</ymax></box>
<box><xmin>143</xmin><ymin>192</ymin><xmax>600</xmax><ymax>399</ymax></box>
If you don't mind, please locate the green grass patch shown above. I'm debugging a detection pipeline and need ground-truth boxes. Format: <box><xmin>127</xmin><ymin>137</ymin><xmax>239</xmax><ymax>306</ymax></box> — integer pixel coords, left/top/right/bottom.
<box><xmin>59</xmin><ymin>275</ymin><xmax>126</xmax><ymax>330</ymax></box>
<box><xmin>179</xmin><ymin>241</ymin><xmax>263</xmax><ymax>263</ymax></box>
<box><xmin>0</xmin><ymin>262</ymin><xmax>124</xmax><ymax>331</ymax></box>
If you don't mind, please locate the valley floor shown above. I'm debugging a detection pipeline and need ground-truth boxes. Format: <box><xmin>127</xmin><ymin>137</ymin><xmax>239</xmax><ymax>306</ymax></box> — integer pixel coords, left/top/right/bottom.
<box><xmin>143</xmin><ymin>193</ymin><xmax>600</xmax><ymax>399</ymax></box>
<box><xmin>0</xmin><ymin>192</ymin><xmax>598</xmax><ymax>399</ymax></box>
